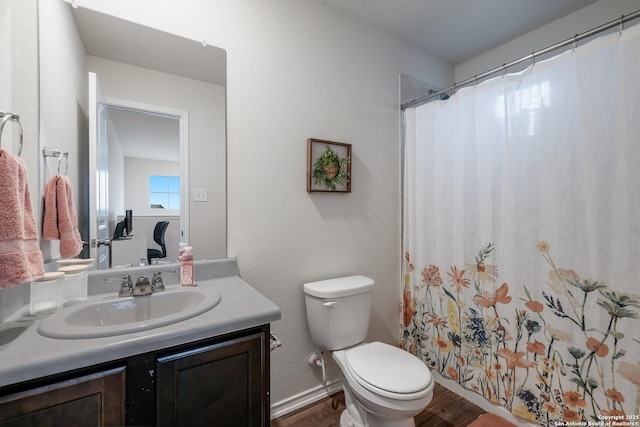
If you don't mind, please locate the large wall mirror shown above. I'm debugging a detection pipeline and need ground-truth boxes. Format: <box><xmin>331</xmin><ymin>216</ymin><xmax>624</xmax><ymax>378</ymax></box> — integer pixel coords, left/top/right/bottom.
<box><xmin>39</xmin><ymin>1</ymin><xmax>226</xmax><ymax>270</ymax></box>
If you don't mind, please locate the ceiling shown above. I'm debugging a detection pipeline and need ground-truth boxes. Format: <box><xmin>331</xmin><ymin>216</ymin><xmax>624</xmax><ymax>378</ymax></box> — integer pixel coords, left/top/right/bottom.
<box><xmin>71</xmin><ymin>6</ymin><xmax>220</xmax><ymax>163</ymax></box>
<box><xmin>73</xmin><ymin>1</ymin><xmax>599</xmax><ymax>83</ymax></box>
<box><xmin>319</xmin><ymin>0</ymin><xmax>599</xmax><ymax>64</ymax></box>
<box><xmin>72</xmin><ymin>7</ymin><xmax>226</xmax><ymax>86</ymax></box>
<box><xmin>74</xmin><ymin>1</ymin><xmax>600</xmax><ymax>156</ymax></box>
<box><xmin>106</xmin><ymin>107</ymin><xmax>179</xmax><ymax>163</ymax></box>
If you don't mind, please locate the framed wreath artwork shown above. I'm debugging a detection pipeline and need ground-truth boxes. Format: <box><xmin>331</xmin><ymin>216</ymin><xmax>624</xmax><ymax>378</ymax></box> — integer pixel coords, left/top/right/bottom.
<box><xmin>307</xmin><ymin>138</ymin><xmax>351</xmax><ymax>193</ymax></box>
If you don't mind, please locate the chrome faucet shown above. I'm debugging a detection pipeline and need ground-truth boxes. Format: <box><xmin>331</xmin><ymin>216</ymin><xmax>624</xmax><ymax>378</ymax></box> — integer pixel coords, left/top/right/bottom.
<box><xmin>113</xmin><ymin>274</ymin><xmax>152</xmax><ymax>297</ymax></box>
<box><xmin>111</xmin><ymin>271</ymin><xmax>176</xmax><ymax>297</ymax></box>
<box><xmin>132</xmin><ymin>276</ymin><xmax>153</xmax><ymax>296</ymax></box>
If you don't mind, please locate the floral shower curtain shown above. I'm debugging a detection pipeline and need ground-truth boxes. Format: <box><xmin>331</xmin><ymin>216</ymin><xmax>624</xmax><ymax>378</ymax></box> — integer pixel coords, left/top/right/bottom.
<box><xmin>401</xmin><ymin>23</ymin><xmax>640</xmax><ymax>426</ymax></box>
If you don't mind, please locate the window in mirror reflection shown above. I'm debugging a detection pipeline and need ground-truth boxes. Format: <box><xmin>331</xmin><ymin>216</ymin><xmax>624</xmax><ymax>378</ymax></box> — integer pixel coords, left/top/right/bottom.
<box><xmin>149</xmin><ymin>175</ymin><xmax>180</xmax><ymax>209</ymax></box>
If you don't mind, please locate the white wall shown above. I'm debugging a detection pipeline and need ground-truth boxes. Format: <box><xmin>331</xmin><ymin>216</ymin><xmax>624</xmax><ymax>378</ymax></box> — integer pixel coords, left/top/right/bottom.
<box><xmin>7</xmin><ymin>0</ymin><xmax>452</xmax><ymax>413</ymax></box>
<box><xmin>455</xmin><ymin>0</ymin><xmax>640</xmax><ymax>82</ymax></box>
<box><xmin>107</xmin><ymin>117</ymin><xmax>125</xmax><ymax>219</ymax></box>
<box><xmin>73</xmin><ymin>0</ymin><xmax>452</xmax><ymax>409</ymax></box>
<box><xmin>87</xmin><ymin>55</ymin><xmax>226</xmax><ymax>260</ymax></box>
<box><xmin>124</xmin><ymin>157</ymin><xmax>180</xmax><ymax>214</ymax></box>
<box><xmin>0</xmin><ymin>0</ymin><xmax>39</xmax><ymax>321</ymax></box>
<box><xmin>37</xmin><ymin>0</ymin><xmax>88</xmax><ymax>262</ymax></box>
<box><xmin>0</xmin><ymin>0</ymin><xmax>38</xmax><ymax>188</ymax></box>
<box><xmin>12</xmin><ymin>0</ymin><xmax>633</xmax><ymax>419</ymax></box>
<box><xmin>37</xmin><ymin>0</ymin><xmax>227</xmax><ymax>262</ymax></box>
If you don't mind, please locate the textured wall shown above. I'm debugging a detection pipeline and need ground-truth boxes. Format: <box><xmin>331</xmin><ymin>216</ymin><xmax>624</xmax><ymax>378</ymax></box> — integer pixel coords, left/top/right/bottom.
<box><xmin>0</xmin><ymin>0</ymin><xmax>38</xmax><ymax>320</ymax></box>
<box><xmin>39</xmin><ymin>0</ymin><xmax>87</xmax><ymax>263</ymax></box>
<box><xmin>13</xmin><ymin>0</ymin><xmax>634</xmax><ymax>418</ymax></box>
<box><xmin>39</xmin><ymin>0</ymin><xmax>453</xmax><ymax>408</ymax></box>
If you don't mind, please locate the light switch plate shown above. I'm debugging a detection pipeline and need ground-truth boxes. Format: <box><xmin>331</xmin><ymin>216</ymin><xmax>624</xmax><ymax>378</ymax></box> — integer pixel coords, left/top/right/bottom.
<box><xmin>193</xmin><ymin>188</ymin><xmax>208</xmax><ymax>202</ymax></box>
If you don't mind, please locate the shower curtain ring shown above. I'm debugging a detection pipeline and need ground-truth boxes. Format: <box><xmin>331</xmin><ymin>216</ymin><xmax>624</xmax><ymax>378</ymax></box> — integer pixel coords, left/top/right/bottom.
<box><xmin>573</xmin><ymin>35</ymin><xmax>578</xmax><ymax>51</ymax></box>
<box><xmin>619</xmin><ymin>15</ymin><xmax>624</xmax><ymax>35</ymax></box>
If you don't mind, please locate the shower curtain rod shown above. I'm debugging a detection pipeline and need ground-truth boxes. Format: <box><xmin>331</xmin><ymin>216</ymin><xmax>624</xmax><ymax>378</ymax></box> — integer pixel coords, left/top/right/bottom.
<box><xmin>401</xmin><ymin>9</ymin><xmax>640</xmax><ymax>110</ymax></box>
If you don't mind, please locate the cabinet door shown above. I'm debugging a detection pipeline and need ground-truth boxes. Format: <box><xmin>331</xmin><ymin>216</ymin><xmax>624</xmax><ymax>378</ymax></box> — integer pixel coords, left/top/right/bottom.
<box><xmin>0</xmin><ymin>366</ymin><xmax>126</xmax><ymax>427</ymax></box>
<box><xmin>156</xmin><ymin>332</ymin><xmax>266</xmax><ymax>427</ymax></box>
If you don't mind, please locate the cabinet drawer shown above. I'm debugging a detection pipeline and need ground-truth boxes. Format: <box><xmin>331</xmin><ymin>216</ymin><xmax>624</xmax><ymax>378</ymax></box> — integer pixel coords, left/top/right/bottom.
<box><xmin>0</xmin><ymin>366</ymin><xmax>126</xmax><ymax>427</ymax></box>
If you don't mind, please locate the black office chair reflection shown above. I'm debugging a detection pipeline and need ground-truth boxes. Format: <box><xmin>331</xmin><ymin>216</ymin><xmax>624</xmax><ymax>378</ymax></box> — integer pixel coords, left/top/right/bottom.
<box><xmin>147</xmin><ymin>221</ymin><xmax>170</xmax><ymax>265</ymax></box>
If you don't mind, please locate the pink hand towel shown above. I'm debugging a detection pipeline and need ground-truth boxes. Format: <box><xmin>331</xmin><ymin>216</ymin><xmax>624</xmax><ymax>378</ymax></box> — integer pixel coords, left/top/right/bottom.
<box><xmin>55</xmin><ymin>175</ymin><xmax>83</xmax><ymax>258</ymax></box>
<box><xmin>43</xmin><ymin>175</ymin><xmax>59</xmax><ymax>239</ymax></box>
<box><xmin>0</xmin><ymin>149</ymin><xmax>44</xmax><ymax>288</ymax></box>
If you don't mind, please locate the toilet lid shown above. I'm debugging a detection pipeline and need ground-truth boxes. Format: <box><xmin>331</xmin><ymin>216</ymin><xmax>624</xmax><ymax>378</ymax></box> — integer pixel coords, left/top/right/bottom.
<box><xmin>345</xmin><ymin>342</ymin><xmax>432</xmax><ymax>395</ymax></box>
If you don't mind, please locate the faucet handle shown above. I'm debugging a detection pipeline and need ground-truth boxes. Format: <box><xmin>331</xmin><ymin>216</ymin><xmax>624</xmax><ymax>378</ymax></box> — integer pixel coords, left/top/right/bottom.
<box><xmin>151</xmin><ymin>270</ymin><xmax>177</xmax><ymax>293</ymax></box>
<box><xmin>110</xmin><ymin>274</ymin><xmax>133</xmax><ymax>297</ymax></box>
<box><xmin>152</xmin><ymin>271</ymin><xmax>166</xmax><ymax>292</ymax></box>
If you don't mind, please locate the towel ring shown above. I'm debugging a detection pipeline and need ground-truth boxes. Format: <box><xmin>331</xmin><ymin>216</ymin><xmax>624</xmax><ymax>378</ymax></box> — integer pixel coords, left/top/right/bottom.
<box><xmin>58</xmin><ymin>152</ymin><xmax>69</xmax><ymax>175</ymax></box>
<box><xmin>0</xmin><ymin>111</ymin><xmax>24</xmax><ymax>157</ymax></box>
<box><xmin>42</xmin><ymin>147</ymin><xmax>70</xmax><ymax>175</ymax></box>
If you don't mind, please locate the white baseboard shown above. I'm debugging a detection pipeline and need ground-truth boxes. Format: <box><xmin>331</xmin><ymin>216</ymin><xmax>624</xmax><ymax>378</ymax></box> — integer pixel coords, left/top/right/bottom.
<box><xmin>270</xmin><ymin>380</ymin><xmax>343</xmax><ymax>420</ymax></box>
<box><xmin>270</xmin><ymin>372</ymin><xmax>537</xmax><ymax>425</ymax></box>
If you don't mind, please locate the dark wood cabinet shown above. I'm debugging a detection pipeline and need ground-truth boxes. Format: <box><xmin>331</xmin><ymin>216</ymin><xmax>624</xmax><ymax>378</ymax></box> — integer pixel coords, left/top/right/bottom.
<box><xmin>0</xmin><ymin>366</ymin><xmax>126</xmax><ymax>427</ymax></box>
<box><xmin>157</xmin><ymin>331</ymin><xmax>266</xmax><ymax>427</ymax></box>
<box><xmin>0</xmin><ymin>325</ymin><xmax>271</xmax><ymax>427</ymax></box>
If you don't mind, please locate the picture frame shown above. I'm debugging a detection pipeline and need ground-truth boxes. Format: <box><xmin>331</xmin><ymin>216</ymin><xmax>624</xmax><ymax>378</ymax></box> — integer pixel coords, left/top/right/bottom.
<box><xmin>307</xmin><ymin>138</ymin><xmax>352</xmax><ymax>193</ymax></box>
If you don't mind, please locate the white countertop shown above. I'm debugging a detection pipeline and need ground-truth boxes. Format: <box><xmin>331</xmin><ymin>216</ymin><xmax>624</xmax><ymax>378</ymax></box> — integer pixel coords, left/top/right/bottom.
<box><xmin>0</xmin><ymin>259</ymin><xmax>281</xmax><ymax>388</ymax></box>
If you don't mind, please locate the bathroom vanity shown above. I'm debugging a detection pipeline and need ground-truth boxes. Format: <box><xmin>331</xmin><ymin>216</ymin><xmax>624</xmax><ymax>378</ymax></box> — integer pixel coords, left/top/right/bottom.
<box><xmin>0</xmin><ymin>258</ymin><xmax>281</xmax><ymax>426</ymax></box>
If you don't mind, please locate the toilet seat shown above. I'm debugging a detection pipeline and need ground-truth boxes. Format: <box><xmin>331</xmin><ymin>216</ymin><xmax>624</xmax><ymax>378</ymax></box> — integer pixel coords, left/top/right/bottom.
<box><xmin>344</xmin><ymin>342</ymin><xmax>433</xmax><ymax>400</ymax></box>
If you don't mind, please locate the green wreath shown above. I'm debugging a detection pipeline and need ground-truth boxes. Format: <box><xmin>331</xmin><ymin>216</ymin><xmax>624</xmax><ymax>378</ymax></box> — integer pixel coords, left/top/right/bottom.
<box><xmin>313</xmin><ymin>146</ymin><xmax>350</xmax><ymax>190</ymax></box>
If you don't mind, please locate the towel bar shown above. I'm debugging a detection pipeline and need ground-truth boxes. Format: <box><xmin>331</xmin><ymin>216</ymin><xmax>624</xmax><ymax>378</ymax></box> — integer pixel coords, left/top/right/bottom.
<box><xmin>0</xmin><ymin>111</ymin><xmax>23</xmax><ymax>157</ymax></box>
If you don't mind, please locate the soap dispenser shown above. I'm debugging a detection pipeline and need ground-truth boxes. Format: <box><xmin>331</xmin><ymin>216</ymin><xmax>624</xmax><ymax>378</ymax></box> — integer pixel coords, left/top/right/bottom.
<box><xmin>177</xmin><ymin>242</ymin><xmax>188</xmax><ymax>262</ymax></box>
<box><xmin>180</xmin><ymin>246</ymin><xmax>194</xmax><ymax>286</ymax></box>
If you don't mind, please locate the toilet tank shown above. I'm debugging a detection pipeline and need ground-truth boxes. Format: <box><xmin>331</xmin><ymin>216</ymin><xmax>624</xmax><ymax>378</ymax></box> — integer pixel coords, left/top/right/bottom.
<box><xmin>303</xmin><ymin>275</ymin><xmax>374</xmax><ymax>351</ymax></box>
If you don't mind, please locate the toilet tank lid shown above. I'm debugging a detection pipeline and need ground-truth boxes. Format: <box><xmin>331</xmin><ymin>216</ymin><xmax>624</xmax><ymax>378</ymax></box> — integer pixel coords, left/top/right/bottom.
<box><xmin>303</xmin><ymin>275</ymin><xmax>374</xmax><ymax>298</ymax></box>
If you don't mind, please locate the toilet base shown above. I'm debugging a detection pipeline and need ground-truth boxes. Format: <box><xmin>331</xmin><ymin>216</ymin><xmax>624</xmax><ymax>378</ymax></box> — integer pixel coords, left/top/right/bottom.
<box><xmin>340</xmin><ymin>409</ymin><xmax>364</xmax><ymax>427</ymax></box>
<box><xmin>340</xmin><ymin>387</ymin><xmax>419</xmax><ymax>427</ymax></box>
<box><xmin>333</xmin><ymin>345</ymin><xmax>429</xmax><ymax>427</ymax></box>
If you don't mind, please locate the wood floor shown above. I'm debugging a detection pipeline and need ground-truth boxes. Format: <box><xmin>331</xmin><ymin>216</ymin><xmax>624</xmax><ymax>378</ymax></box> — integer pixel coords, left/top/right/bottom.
<box><xmin>271</xmin><ymin>383</ymin><xmax>487</xmax><ymax>427</ymax></box>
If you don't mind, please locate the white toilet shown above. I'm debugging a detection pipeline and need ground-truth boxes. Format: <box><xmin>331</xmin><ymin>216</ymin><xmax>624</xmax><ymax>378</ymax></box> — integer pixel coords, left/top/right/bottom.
<box><xmin>304</xmin><ymin>275</ymin><xmax>434</xmax><ymax>427</ymax></box>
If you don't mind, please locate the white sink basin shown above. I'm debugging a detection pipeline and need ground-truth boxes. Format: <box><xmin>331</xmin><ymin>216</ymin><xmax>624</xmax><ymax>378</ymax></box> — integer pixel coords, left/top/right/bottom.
<box><xmin>37</xmin><ymin>287</ymin><xmax>221</xmax><ymax>339</ymax></box>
